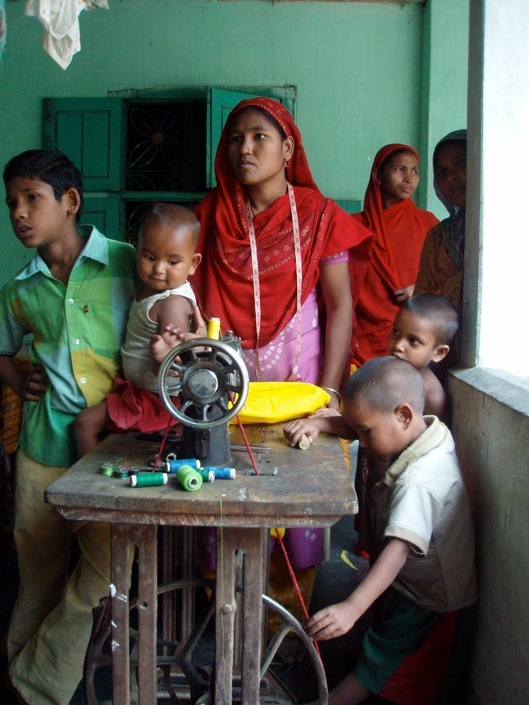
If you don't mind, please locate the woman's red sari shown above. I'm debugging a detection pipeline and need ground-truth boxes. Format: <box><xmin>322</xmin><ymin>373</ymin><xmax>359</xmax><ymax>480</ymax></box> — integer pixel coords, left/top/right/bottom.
<box><xmin>193</xmin><ymin>97</ymin><xmax>372</xmax><ymax>350</ymax></box>
<box><xmin>352</xmin><ymin>144</ymin><xmax>439</xmax><ymax>365</ymax></box>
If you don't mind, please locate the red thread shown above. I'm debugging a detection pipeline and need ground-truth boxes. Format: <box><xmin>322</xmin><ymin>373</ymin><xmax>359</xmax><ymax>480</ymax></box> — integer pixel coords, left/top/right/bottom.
<box><xmin>230</xmin><ymin>393</ymin><xmax>321</xmax><ymax>660</ymax></box>
<box><xmin>152</xmin><ymin>417</ymin><xmax>173</xmax><ymax>472</ymax></box>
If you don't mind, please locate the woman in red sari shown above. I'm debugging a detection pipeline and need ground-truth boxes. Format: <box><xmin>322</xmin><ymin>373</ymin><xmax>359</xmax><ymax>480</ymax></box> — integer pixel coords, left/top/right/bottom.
<box><xmin>194</xmin><ymin>97</ymin><xmax>372</xmax><ymax>404</ymax></box>
<box><xmin>192</xmin><ymin>97</ymin><xmax>372</xmax><ymax>629</ymax></box>
<box><xmin>352</xmin><ymin>144</ymin><xmax>439</xmax><ymax>366</ymax></box>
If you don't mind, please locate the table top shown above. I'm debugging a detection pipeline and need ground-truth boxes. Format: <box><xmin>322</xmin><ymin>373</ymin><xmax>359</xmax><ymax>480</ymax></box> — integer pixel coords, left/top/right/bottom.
<box><xmin>45</xmin><ymin>424</ymin><xmax>357</xmax><ymax>528</ymax></box>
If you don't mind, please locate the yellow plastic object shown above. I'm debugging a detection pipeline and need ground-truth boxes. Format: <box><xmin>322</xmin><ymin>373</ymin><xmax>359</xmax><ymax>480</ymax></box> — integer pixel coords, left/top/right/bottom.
<box><xmin>229</xmin><ymin>382</ymin><xmax>331</xmax><ymax>425</ymax></box>
<box><xmin>270</xmin><ymin>527</ymin><xmax>285</xmax><ymax>539</ymax></box>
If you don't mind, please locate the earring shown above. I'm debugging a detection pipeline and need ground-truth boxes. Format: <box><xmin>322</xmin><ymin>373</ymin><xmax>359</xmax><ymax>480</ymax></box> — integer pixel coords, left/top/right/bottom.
<box><xmin>284</xmin><ymin>160</ymin><xmax>289</xmax><ymax>169</ymax></box>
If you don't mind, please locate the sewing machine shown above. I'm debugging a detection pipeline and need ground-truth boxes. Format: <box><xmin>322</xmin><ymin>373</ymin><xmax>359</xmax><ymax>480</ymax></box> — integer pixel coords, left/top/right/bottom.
<box><xmin>156</xmin><ymin>334</ymin><xmax>249</xmax><ymax>467</ymax></box>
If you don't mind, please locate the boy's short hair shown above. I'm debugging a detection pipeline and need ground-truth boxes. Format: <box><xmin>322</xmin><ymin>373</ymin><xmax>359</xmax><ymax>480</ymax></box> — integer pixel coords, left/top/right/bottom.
<box><xmin>343</xmin><ymin>356</ymin><xmax>425</xmax><ymax>415</ymax></box>
<box><xmin>401</xmin><ymin>294</ymin><xmax>459</xmax><ymax>346</ymax></box>
<box><xmin>140</xmin><ymin>203</ymin><xmax>200</xmax><ymax>248</ymax></box>
<box><xmin>3</xmin><ymin>150</ymin><xmax>84</xmax><ymax>222</ymax></box>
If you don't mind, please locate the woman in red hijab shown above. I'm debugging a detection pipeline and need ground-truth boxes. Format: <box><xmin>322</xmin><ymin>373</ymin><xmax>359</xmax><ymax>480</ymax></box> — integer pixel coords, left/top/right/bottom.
<box><xmin>352</xmin><ymin>144</ymin><xmax>439</xmax><ymax>366</ymax></box>
<box><xmin>192</xmin><ymin>97</ymin><xmax>372</xmax><ymax>629</ymax></box>
<box><xmin>193</xmin><ymin>97</ymin><xmax>372</xmax><ymax>408</ymax></box>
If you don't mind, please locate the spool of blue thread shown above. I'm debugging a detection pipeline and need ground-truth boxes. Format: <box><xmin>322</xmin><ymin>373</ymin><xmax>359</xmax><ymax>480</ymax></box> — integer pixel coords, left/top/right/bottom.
<box><xmin>202</xmin><ymin>467</ymin><xmax>236</xmax><ymax>480</ymax></box>
<box><xmin>165</xmin><ymin>458</ymin><xmax>201</xmax><ymax>473</ymax></box>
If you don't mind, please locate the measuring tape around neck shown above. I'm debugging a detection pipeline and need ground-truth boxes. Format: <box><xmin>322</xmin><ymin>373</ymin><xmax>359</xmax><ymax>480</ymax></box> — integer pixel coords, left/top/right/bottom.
<box><xmin>245</xmin><ymin>183</ymin><xmax>303</xmax><ymax>381</ymax></box>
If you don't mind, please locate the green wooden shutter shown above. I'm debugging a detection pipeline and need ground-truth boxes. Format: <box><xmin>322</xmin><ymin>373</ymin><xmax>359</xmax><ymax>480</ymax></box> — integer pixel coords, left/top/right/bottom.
<box><xmin>42</xmin><ymin>98</ymin><xmax>123</xmax><ymax>192</ymax></box>
<box><xmin>336</xmin><ymin>199</ymin><xmax>362</xmax><ymax>214</ymax></box>
<box><xmin>81</xmin><ymin>194</ymin><xmax>122</xmax><ymax>241</ymax></box>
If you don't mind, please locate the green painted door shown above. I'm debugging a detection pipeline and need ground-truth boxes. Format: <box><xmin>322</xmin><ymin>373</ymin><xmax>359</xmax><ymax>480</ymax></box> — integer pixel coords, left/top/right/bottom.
<box><xmin>42</xmin><ymin>98</ymin><xmax>123</xmax><ymax>192</ymax></box>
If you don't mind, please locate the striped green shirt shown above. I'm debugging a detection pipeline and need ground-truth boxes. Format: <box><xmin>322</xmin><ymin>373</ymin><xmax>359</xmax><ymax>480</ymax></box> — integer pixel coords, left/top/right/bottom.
<box><xmin>0</xmin><ymin>226</ymin><xmax>137</xmax><ymax>466</ymax></box>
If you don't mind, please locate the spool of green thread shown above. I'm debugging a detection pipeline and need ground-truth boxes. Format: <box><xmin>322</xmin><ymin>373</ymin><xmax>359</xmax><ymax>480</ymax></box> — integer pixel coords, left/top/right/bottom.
<box><xmin>176</xmin><ymin>465</ymin><xmax>203</xmax><ymax>492</ymax></box>
<box><xmin>130</xmin><ymin>472</ymin><xmax>168</xmax><ymax>488</ymax></box>
<box><xmin>100</xmin><ymin>462</ymin><xmax>115</xmax><ymax>477</ymax></box>
<box><xmin>197</xmin><ymin>468</ymin><xmax>215</xmax><ymax>483</ymax></box>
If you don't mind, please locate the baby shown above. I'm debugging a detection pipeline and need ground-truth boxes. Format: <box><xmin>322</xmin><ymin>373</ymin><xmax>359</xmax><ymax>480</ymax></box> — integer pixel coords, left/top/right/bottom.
<box><xmin>74</xmin><ymin>203</ymin><xmax>202</xmax><ymax>456</ymax></box>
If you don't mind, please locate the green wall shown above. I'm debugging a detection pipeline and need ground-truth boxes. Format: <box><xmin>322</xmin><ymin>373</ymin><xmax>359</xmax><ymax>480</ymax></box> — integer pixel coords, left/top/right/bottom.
<box><xmin>0</xmin><ymin>0</ymin><xmax>467</xmax><ymax>288</ymax></box>
<box><xmin>420</xmin><ymin>0</ymin><xmax>470</xmax><ymax>216</ymax></box>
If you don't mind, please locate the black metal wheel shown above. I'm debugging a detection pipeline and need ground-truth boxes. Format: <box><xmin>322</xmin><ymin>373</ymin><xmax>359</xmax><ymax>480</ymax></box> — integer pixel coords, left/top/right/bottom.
<box><xmin>157</xmin><ymin>338</ymin><xmax>249</xmax><ymax>429</ymax></box>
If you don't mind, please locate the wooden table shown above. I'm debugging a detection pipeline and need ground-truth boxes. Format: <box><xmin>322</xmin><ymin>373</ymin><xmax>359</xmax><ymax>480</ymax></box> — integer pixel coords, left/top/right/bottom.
<box><xmin>45</xmin><ymin>424</ymin><xmax>356</xmax><ymax>705</ymax></box>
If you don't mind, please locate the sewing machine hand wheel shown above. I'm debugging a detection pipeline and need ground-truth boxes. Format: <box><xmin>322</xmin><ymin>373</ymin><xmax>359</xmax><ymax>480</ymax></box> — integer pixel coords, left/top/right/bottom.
<box><xmin>157</xmin><ymin>338</ymin><xmax>249</xmax><ymax>429</ymax></box>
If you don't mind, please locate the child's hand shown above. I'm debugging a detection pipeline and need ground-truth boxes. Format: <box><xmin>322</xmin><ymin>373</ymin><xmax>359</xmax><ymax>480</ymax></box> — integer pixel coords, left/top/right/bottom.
<box><xmin>305</xmin><ymin>600</ymin><xmax>358</xmax><ymax>641</ymax></box>
<box><xmin>150</xmin><ymin>325</ymin><xmax>190</xmax><ymax>374</ymax></box>
<box><xmin>283</xmin><ymin>418</ymin><xmax>320</xmax><ymax>448</ymax></box>
<box><xmin>151</xmin><ymin>324</ymin><xmax>211</xmax><ymax>376</ymax></box>
<box><xmin>22</xmin><ymin>364</ymin><xmax>49</xmax><ymax>402</ymax></box>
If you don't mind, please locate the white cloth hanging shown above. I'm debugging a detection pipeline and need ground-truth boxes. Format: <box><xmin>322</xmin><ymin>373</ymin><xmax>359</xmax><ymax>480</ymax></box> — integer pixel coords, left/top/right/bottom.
<box><xmin>25</xmin><ymin>0</ymin><xmax>108</xmax><ymax>70</ymax></box>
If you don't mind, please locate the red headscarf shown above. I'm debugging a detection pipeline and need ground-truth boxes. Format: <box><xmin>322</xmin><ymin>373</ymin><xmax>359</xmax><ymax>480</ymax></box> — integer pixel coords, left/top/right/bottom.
<box><xmin>193</xmin><ymin>97</ymin><xmax>372</xmax><ymax>348</ymax></box>
<box><xmin>352</xmin><ymin>143</ymin><xmax>439</xmax><ymax>365</ymax></box>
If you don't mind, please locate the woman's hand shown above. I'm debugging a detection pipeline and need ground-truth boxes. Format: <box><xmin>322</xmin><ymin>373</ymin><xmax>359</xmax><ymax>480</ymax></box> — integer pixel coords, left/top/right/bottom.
<box><xmin>323</xmin><ymin>390</ymin><xmax>341</xmax><ymax>411</ymax></box>
<box><xmin>393</xmin><ymin>284</ymin><xmax>414</xmax><ymax>303</ymax></box>
<box><xmin>310</xmin><ymin>406</ymin><xmax>341</xmax><ymax>419</ymax></box>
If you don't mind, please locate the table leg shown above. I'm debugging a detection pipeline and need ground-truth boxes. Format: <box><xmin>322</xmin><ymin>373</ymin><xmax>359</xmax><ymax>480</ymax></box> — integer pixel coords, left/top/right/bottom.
<box><xmin>241</xmin><ymin>528</ymin><xmax>266</xmax><ymax>705</ymax></box>
<box><xmin>111</xmin><ymin>524</ymin><xmax>132</xmax><ymax>705</ymax></box>
<box><xmin>111</xmin><ymin>524</ymin><xmax>158</xmax><ymax>705</ymax></box>
<box><xmin>215</xmin><ymin>527</ymin><xmax>266</xmax><ymax>705</ymax></box>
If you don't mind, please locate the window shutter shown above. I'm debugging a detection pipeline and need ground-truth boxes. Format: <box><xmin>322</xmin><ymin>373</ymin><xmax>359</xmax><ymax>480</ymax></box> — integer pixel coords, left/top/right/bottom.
<box><xmin>43</xmin><ymin>98</ymin><xmax>123</xmax><ymax>192</ymax></box>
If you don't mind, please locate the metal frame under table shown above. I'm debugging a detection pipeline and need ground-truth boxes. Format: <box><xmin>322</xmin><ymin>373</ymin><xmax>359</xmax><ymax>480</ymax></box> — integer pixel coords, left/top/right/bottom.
<box><xmin>45</xmin><ymin>424</ymin><xmax>357</xmax><ymax>705</ymax></box>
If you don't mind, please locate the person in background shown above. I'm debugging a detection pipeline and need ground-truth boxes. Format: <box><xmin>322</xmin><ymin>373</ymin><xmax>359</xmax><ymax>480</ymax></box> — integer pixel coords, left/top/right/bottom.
<box><xmin>415</xmin><ymin>130</ymin><xmax>467</xmax><ymax>311</ymax></box>
<box><xmin>0</xmin><ymin>150</ymin><xmax>137</xmax><ymax>705</ymax></box>
<box><xmin>352</xmin><ymin>144</ymin><xmax>439</xmax><ymax>366</ymax></box>
<box><xmin>414</xmin><ymin>130</ymin><xmax>467</xmax><ymax>381</ymax></box>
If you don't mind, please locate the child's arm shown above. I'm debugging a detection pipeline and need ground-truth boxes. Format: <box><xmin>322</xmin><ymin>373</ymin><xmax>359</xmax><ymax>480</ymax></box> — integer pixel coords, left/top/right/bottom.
<box><xmin>149</xmin><ymin>296</ymin><xmax>196</xmax><ymax>374</ymax></box>
<box><xmin>154</xmin><ymin>295</ymin><xmax>195</xmax><ymax>335</ymax></box>
<box><xmin>283</xmin><ymin>413</ymin><xmax>354</xmax><ymax>448</ymax></box>
<box><xmin>0</xmin><ymin>355</ymin><xmax>49</xmax><ymax>402</ymax></box>
<box><xmin>422</xmin><ymin>368</ymin><xmax>447</xmax><ymax>420</ymax></box>
<box><xmin>305</xmin><ymin>538</ymin><xmax>409</xmax><ymax>640</ymax></box>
